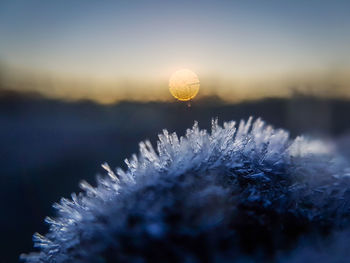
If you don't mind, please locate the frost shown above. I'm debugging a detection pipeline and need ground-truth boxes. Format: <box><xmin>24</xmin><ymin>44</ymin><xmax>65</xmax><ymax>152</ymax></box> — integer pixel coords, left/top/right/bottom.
<box><xmin>21</xmin><ymin>118</ymin><xmax>350</xmax><ymax>262</ymax></box>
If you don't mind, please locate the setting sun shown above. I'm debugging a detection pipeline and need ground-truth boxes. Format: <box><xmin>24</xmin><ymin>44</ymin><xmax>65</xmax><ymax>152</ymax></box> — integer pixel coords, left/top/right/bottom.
<box><xmin>169</xmin><ymin>69</ymin><xmax>200</xmax><ymax>102</ymax></box>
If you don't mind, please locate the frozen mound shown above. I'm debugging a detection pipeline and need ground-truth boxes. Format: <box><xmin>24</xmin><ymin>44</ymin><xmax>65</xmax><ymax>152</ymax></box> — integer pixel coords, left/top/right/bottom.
<box><xmin>21</xmin><ymin>118</ymin><xmax>350</xmax><ymax>262</ymax></box>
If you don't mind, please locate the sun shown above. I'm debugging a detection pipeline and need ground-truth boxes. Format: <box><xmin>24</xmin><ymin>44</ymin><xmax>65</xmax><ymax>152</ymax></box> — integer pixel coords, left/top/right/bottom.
<box><xmin>169</xmin><ymin>69</ymin><xmax>200</xmax><ymax>102</ymax></box>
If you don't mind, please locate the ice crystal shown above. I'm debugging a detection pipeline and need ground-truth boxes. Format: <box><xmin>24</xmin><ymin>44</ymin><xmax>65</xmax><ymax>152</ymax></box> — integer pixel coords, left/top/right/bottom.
<box><xmin>21</xmin><ymin>118</ymin><xmax>350</xmax><ymax>262</ymax></box>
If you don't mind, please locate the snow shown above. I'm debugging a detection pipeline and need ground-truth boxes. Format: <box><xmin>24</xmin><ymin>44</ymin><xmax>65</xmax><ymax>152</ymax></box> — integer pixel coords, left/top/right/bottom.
<box><xmin>21</xmin><ymin>118</ymin><xmax>350</xmax><ymax>262</ymax></box>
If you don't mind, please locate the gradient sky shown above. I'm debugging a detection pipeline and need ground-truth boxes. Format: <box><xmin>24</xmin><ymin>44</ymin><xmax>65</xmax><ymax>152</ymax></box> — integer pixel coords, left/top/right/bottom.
<box><xmin>0</xmin><ymin>0</ymin><xmax>349</xmax><ymax>102</ymax></box>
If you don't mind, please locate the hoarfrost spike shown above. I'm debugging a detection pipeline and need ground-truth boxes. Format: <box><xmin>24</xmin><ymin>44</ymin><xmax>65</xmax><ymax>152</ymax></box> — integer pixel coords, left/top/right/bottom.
<box><xmin>22</xmin><ymin>118</ymin><xmax>350</xmax><ymax>263</ymax></box>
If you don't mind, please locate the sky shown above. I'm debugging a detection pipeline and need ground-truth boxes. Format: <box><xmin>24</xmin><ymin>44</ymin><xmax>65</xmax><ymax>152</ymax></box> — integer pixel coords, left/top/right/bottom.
<box><xmin>0</xmin><ymin>0</ymin><xmax>349</xmax><ymax>103</ymax></box>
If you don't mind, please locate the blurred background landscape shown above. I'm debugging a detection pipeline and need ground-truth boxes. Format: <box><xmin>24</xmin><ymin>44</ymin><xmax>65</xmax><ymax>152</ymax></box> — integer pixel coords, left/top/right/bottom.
<box><xmin>2</xmin><ymin>86</ymin><xmax>350</xmax><ymax>262</ymax></box>
<box><xmin>0</xmin><ymin>0</ymin><xmax>350</xmax><ymax>262</ymax></box>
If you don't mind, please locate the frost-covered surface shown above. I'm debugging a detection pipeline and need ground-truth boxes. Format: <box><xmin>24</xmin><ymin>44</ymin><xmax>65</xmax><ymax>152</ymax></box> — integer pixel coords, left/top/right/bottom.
<box><xmin>21</xmin><ymin>118</ymin><xmax>350</xmax><ymax>262</ymax></box>
<box><xmin>279</xmin><ymin>231</ymin><xmax>350</xmax><ymax>263</ymax></box>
